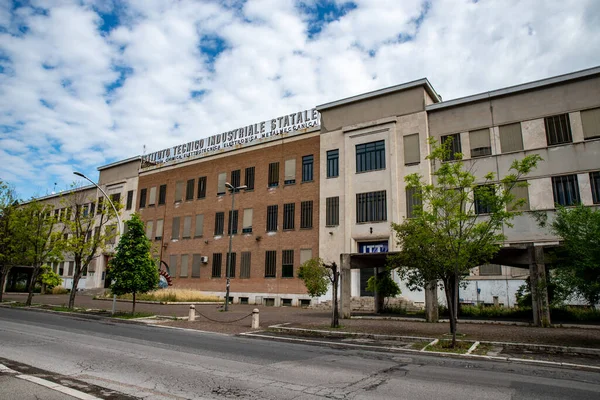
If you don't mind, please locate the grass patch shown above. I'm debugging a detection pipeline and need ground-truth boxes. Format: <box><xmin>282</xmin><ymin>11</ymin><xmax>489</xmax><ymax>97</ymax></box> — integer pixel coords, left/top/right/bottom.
<box><xmin>112</xmin><ymin>311</ymin><xmax>155</xmax><ymax>319</ymax></box>
<box><xmin>471</xmin><ymin>343</ymin><xmax>492</xmax><ymax>356</ymax></box>
<box><xmin>410</xmin><ymin>340</ymin><xmax>431</xmax><ymax>350</ymax></box>
<box><xmin>103</xmin><ymin>289</ymin><xmax>221</xmax><ymax>303</ymax></box>
<box><xmin>48</xmin><ymin>306</ymin><xmax>77</xmax><ymax>312</ymax></box>
<box><xmin>426</xmin><ymin>340</ymin><xmax>474</xmax><ymax>354</ymax></box>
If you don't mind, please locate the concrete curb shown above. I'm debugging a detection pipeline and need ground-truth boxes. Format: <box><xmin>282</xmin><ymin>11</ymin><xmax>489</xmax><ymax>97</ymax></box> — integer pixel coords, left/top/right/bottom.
<box><xmin>93</xmin><ymin>298</ymin><xmax>221</xmax><ymax>305</ymax></box>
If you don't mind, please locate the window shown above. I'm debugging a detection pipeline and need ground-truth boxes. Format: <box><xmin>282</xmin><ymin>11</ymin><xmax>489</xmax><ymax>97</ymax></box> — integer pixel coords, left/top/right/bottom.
<box><xmin>591</xmin><ymin>172</ymin><xmax>600</xmax><ymax>204</ymax></box>
<box><xmin>499</xmin><ymin>123</ymin><xmax>523</xmax><ymax>153</ymax></box>
<box><xmin>82</xmin><ymin>204</ymin><xmax>89</xmax><ymax>217</ymax></box>
<box><xmin>582</xmin><ymin>108</ymin><xmax>600</xmax><ymax>140</ymax></box>
<box><xmin>474</xmin><ymin>185</ymin><xmax>495</xmax><ymax>214</ymax></box>
<box><xmin>68</xmin><ymin>261</ymin><xmax>74</xmax><ymax>276</ymax></box>
<box><xmin>228</xmin><ymin>210</ymin><xmax>238</xmax><ymax>235</ymax></box>
<box><xmin>109</xmin><ymin>193</ymin><xmax>121</xmax><ymax>207</ymax></box>
<box><xmin>145</xmin><ymin>220</ymin><xmax>153</xmax><ymax>239</ymax></box>
<box><xmin>148</xmin><ymin>187</ymin><xmax>156</xmax><ymax>206</ymax></box>
<box><xmin>479</xmin><ymin>264</ymin><xmax>502</xmax><ymax>276</ymax></box>
<box><xmin>90</xmin><ymin>202</ymin><xmax>95</xmax><ymax>216</ymax></box>
<box><xmin>356</xmin><ymin>140</ymin><xmax>385</xmax><ymax>172</ymax></box>
<box><xmin>155</xmin><ymin>219</ymin><xmax>164</xmax><ymax>240</ymax></box>
<box><xmin>197</xmin><ymin>176</ymin><xmax>207</xmax><ymax>199</ymax></box>
<box><xmin>356</xmin><ymin>191</ymin><xmax>387</xmax><ymax>223</ymax></box>
<box><xmin>158</xmin><ymin>184</ymin><xmax>167</xmax><ymax>205</ymax></box>
<box><xmin>302</xmin><ymin>155</ymin><xmax>314</xmax><ymax>182</ymax></box>
<box><xmin>180</xmin><ymin>254</ymin><xmax>189</xmax><ymax>277</ymax></box>
<box><xmin>169</xmin><ymin>255</ymin><xmax>177</xmax><ymax>276</ymax></box>
<box><xmin>186</xmin><ymin>179</ymin><xmax>194</xmax><ymax>201</ymax></box>
<box><xmin>126</xmin><ymin>190</ymin><xmax>134</xmax><ymax>210</ymax></box>
<box><xmin>507</xmin><ymin>184</ymin><xmax>530</xmax><ymax>211</ymax></box>
<box><xmin>300</xmin><ymin>249</ymin><xmax>312</xmax><ymax>265</ymax></box>
<box><xmin>139</xmin><ymin>189</ymin><xmax>147</xmax><ymax>208</ymax></box>
<box><xmin>217</xmin><ymin>172</ymin><xmax>226</xmax><ymax>195</ymax></box>
<box><xmin>265</xmin><ymin>250</ymin><xmax>276</xmax><ymax>278</ymax></box>
<box><xmin>245</xmin><ymin>167</ymin><xmax>255</xmax><ymax>190</ymax></box>
<box><xmin>182</xmin><ymin>216</ymin><xmax>192</xmax><ymax>238</ymax></box>
<box><xmin>194</xmin><ymin>214</ymin><xmax>204</xmax><ymax>237</ymax></box>
<box><xmin>58</xmin><ymin>262</ymin><xmax>64</xmax><ymax>276</ymax></box>
<box><xmin>226</xmin><ymin>252</ymin><xmax>236</xmax><ymax>278</ymax></box>
<box><xmin>242</xmin><ymin>209</ymin><xmax>253</xmax><ymax>233</ymax></box>
<box><xmin>240</xmin><ymin>252</ymin><xmax>251</xmax><ymax>278</ymax></box>
<box><xmin>406</xmin><ymin>187</ymin><xmax>421</xmax><ymax>218</ymax></box>
<box><xmin>283</xmin><ymin>203</ymin><xmax>295</xmax><ymax>230</ymax></box>
<box><xmin>326</xmin><ymin>197</ymin><xmax>339</xmax><ymax>226</ymax></box>
<box><xmin>404</xmin><ymin>134</ymin><xmax>420</xmax><ymax>165</ymax></box>
<box><xmin>214</xmin><ymin>212</ymin><xmax>225</xmax><ymax>235</ymax></box>
<box><xmin>282</xmin><ymin>250</ymin><xmax>294</xmax><ymax>278</ymax></box>
<box><xmin>327</xmin><ymin>149</ymin><xmax>339</xmax><ymax>178</ymax></box>
<box><xmin>106</xmin><ymin>225</ymin><xmax>116</xmax><ymax>244</ymax></box>
<box><xmin>441</xmin><ymin>134</ymin><xmax>461</xmax><ymax>161</ymax></box>
<box><xmin>300</xmin><ymin>200</ymin><xmax>313</xmax><ymax>229</ymax></box>
<box><xmin>552</xmin><ymin>175</ymin><xmax>580</xmax><ymax>206</ymax></box>
<box><xmin>470</xmin><ymin>129</ymin><xmax>492</xmax><ymax>157</ymax></box>
<box><xmin>266</xmin><ymin>205</ymin><xmax>278</xmax><ymax>231</ymax></box>
<box><xmin>175</xmin><ymin>181</ymin><xmax>184</xmax><ymax>202</ymax></box>
<box><xmin>284</xmin><ymin>159</ymin><xmax>296</xmax><ymax>185</ymax></box>
<box><xmin>268</xmin><ymin>162</ymin><xmax>279</xmax><ymax>187</ymax></box>
<box><xmin>192</xmin><ymin>254</ymin><xmax>201</xmax><ymax>278</ymax></box>
<box><xmin>171</xmin><ymin>217</ymin><xmax>180</xmax><ymax>240</ymax></box>
<box><xmin>231</xmin><ymin>169</ymin><xmax>241</xmax><ymax>189</ymax></box>
<box><xmin>212</xmin><ymin>253</ymin><xmax>222</xmax><ymax>278</ymax></box>
<box><xmin>545</xmin><ymin>114</ymin><xmax>572</xmax><ymax>145</ymax></box>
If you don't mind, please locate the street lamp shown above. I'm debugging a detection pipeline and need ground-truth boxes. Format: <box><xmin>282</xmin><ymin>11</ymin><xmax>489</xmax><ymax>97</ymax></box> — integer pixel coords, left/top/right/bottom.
<box><xmin>224</xmin><ymin>182</ymin><xmax>247</xmax><ymax>311</ymax></box>
<box><xmin>73</xmin><ymin>171</ymin><xmax>122</xmax><ymax>315</ymax></box>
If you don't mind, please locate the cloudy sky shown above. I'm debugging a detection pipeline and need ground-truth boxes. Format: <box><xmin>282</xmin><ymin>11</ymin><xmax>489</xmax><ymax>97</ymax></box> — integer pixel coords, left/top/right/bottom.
<box><xmin>1</xmin><ymin>0</ymin><xmax>599</xmax><ymax>199</ymax></box>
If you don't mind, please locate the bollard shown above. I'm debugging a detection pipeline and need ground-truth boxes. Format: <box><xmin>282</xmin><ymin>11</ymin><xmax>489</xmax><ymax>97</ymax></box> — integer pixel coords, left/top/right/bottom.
<box><xmin>189</xmin><ymin>305</ymin><xmax>196</xmax><ymax>322</ymax></box>
<box><xmin>251</xmin><ymin>308</ymin><xmax>260</xmax><ymax>329</ymax></box>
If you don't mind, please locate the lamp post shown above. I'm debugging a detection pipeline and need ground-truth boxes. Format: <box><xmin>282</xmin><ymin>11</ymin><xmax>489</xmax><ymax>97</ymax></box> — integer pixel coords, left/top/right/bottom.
<box><xmin>224</xmin><ymin>182</ymin><xmax>246</xmax><ymax>311</ymax></box>
<box><xmin>73</xmin><ymin>171</ymin><xmax>122</xmax><ymax>315</ymax></box>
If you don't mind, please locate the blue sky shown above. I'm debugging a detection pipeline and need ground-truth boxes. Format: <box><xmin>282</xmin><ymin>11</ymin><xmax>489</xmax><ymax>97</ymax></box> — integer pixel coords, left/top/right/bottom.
<box><xmin>0</xmin><ymin>0</ymin><xmax>599</xmax><ymax>199</ymax></box>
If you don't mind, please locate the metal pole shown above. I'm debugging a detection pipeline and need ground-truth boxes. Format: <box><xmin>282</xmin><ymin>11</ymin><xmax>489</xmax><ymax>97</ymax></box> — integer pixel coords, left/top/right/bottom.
<box><xmin>225</xmin><ymin>187</ymin><xmax>235</xmax><ymax>311</ymax></box>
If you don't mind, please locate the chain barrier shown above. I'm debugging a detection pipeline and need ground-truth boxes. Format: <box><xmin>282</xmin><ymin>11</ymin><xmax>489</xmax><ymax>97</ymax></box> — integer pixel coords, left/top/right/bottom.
<box><xmin>193</xmin><ymin>311</ymin><xmax>253</xmax><ymax>324</ymax></box>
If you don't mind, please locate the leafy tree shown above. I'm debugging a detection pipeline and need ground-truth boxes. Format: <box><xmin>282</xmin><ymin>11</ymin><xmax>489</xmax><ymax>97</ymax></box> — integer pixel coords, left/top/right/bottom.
<box><xmin>515</xmin><ymin>272</ymin><xmax>566</xmax><ymax>308</ymax></box>
<box><xmin>366</xmin><ymin>271</ymin><xmax>401</xmax><ymax>309</ymax></box>
<box><xmin>38</xmin><ymin>264</ymin><xmax>63</xmax><ymax>294</ymax></box>
<box><xmin>298</xmin><ymin>258</ymin><xmax>340</xmax><ymax>328</ymax></box>
<box><xmin>109</xmin><ymin>214</ymin><xmax>159</xmax><ymax>314</ymax></box>
<box><xmin>0</xmin><ymin>180</ymin><xmax>20</xmax><ymax>302</ymax></box>
<box><xmin>388</xmin><ymin>138</ymin><xmax>541</xmax><ymax>346</ymax></box>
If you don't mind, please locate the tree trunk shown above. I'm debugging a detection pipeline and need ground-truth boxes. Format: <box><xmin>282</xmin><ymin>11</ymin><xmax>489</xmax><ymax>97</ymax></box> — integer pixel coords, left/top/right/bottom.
<box><xmin>26</xmin><ymin>266</ymin><xmax>40</xmax><ymax>306</ymax></box>
<box><xmin>331</xmin><ymin>270</ymin><xmax>339</xmax><ymax>328</ymax></box>
<box><xmin>41</xmin><ymin>283</ymin><xmax>46</xmax><ymax>295</ymax></box>
<box><xmin>453</xmin><ymin>275</ymin><xmax>460</xmax><ymax>348</ymax></box>
<box><xmin>443</xmin><ymin>278</ymin><xmax>457</xmax><ymax>348</ymax></box>
<box><xmin>0</xmin><ymin>271</ymin><xmax>6</xmax><ymax>302</ymax></box>
<box><xmin>132</xmin><ymin>292</ymin><xmax>136</xmax><ymax>315</ymax></box>
<box><xmin>68</xmin><ymin>274</ymin><xmax>80</xmax><ymax>309</ymax></box>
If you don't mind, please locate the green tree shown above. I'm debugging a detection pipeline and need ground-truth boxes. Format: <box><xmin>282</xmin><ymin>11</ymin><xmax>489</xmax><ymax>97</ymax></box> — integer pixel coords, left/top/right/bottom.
<box><xmin>366</xmin><ymin>271</ymin><xmax>401</xmax><ymax>309</ymax></box>
<box><xmin>298</xmin><ymin>258</ymin><xmax>340</xmax><ymax>328</ymax></box>
<box><xmin>109</xmin><ymin>214</ymin><xmax>159</xmax><ymax>314</ymax></box>
<box><xmin>0</xmin><ymin>180</ymin><xmax>20</xmax><ymax>302</ymax></box>
<box><xmin>388</xmin><ymin>138</ymin><xmax>541</xmax><ymax>346</ymax></box>
<box><xmin>38</xmin><ymin>264</ymin><xmax>63</xmax><ymax>294</ymax></box>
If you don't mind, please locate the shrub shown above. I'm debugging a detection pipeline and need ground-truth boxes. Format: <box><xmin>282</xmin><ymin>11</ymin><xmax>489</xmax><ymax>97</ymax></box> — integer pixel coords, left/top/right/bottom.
<box><xmin>52</xmin><ymin>287</ymin><xmax>69</xmax><ymax>295</ymax></box>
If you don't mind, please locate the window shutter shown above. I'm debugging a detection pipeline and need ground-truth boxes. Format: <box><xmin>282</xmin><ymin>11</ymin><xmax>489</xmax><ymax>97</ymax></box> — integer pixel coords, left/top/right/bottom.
<box><xmin>145</xmin><ymin>220</ymin><xmax>153</xmax><ymax>239</ymax></box>
<box><xmin>156</xmin><ymin>219</ymin><xmax>164</xmax><ymax>238</ymax></box>
<box><xmin>581</xmin><ymin>108</ymin><xmax>600</xmax><ymax>139</ymax></box>
<box><xmin>174</xmin><ymin>181</ymin><xmax>184</xmax><ymax>202</ymax></box>
<box><xmin>183</xmin><ymin>216</ymin><xmax>192</xmax><ymax>238</ymax></box>
<box><xmin>499</xmin><ymin>123</ymin><xmax>523</xmax><ymax>153</ymax></box>
<box><xmin>217</xmin><ymin>172</ymin><xmax>226</xmax><ymax>194</ymax></box>
<box><xmin>180</xmin><ymin>254</ymin><xmax>189</xmax><ymax>277</ymax></box>
<box><xmin>172</xmin><ymin>217</ymin><xmax>180</xmax><ymax>240</ymax></box>
<box><xmin>469</xmin><ymin>128</ymin><xmax>491</xmax><ymax>157</ymax></box>
<box><xmin>300</xmin><ymin>249</ymin><xmax>312</xmax><ymax>265</ymax></box>
<box><xmin>192</xmin><ymin>254</ymin><xmax>202</xmax><ymax>278</ymax></box>
<box><xmin>284</xmin><ymin>159</ymin><xmax>296</xmax><ymax>182</ymax></box>
<box><xmin>243</xmin><ymin>208</ymin><xmax>253</xmax><ymax>231</ymax></box>
<box><xmin>508</xmin><ymin>184</ymin><xmax>530</xmax><ymax>211</ymax></box>
<box><xmin>403</xmin><ymin>134</ymin><xmax>420</xmax><ymax>165</ymax></box>
<box><xmin>148</xmin><ymin>187</ymin><xmax>157</xmax><ymax>205</ymax></box>
<box><xmin>195</xmin><ymin>214</ymin><xmax>204</xmax><ymax>237</ymax></box>
<box><xmin>169</xmin><ymin>255</ymin><xmax>177</xmax><ymax>276</ymax></box>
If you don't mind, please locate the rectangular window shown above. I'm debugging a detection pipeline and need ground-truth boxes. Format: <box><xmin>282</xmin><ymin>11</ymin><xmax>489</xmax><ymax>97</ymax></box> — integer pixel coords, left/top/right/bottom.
<box><xmin>245</xmin><ymin>167</ymin><xmax>255</xmax><ymax>190</ymax></box>
<box><xmin>591</xmin><ymin>172</ymin><xmax>600</xmax><ymax>204</ymax></box>
<box><xmin>582</xmin><ymin>108</ymin><xmax>600</xmax><ymax>140</ymax></box>
<box><xmin>283</xmin><ymin>203</ymin><xmax>295</xmax><ymax>230</ymax></box>
<box><xmin>169</xmin><ymin>255</ymin><xmax>177</xmax><ymax>277</ymax></box>
<box><xmin>479</xmin><ymin>264</ymin><xmax>502</xmax><ymax>276</ymax></box>
<box><xmin>300</xmin><ymin>249</ymin><xmax>312</xmax><ymax>265</ymax></box>
<box><xmin>126</xmin><ymin>190</ymin><xmax>134</xmax><ymax>210</ymax></box>
<box><xmin>197</xmin><ymin>176</ymin><xmax>207</xmax><ymax>199</ymax></box>
<box><xmin>404</xmin><ymin>134</ymin><xmax>420</xmax><ymax>165</ymax></box>
<box><xmin>145</xmin><ymin>220</ymin><xmax>153</xmax><ymax>239</ymax></box>
<box><xmin>231</xmin><ymin>169</ymin><xmax>241</xmax><ymax>189</ymax></box>
<box><xmin>499</xmin><ymin>123</ymin><xmax>524</xmax><ymax>153</ymax></box>
<box><xmin>356</xmin><ymin>191</ymin><xmax>387</xmax><ymax>223</ymax></box>
<box><xmin>268</xmin><ymin>162</ymin><xmax>279</xmax><ymax>187</ymax></box>
<box><xmin>356</xmin><ymin>140</ymin><xmax>385</xmax><ymax>172</ymax></box>
<box><xmin>59</xmin><ymin>262</ymin><xmax>64</xmax><ymax>276</ymax></box>
<box><xmin>265</xmin><ymin>250</ymin><xmax>276</xmax><ymax>278</ymax></box>
<box><xmin>186</xmin><ymin>179</ymin><xmax>195</xmax><ymax>201</ymax></box>
<box><xmin>226</xmin><ymin>252</ymin><xmax>236</xmax><ymax>278</ymax></box>
<box><xmin>171</xmin><ymin>217</ymin><xmax>180</xmax><ymax>240</ymax></box>
<box><xmin>507</xmin><ymin>183</ymin><xmax>530</xmax><ymax>211</ymax></box>
<box><xmin>182</xmin><ymin>216</ymin><xmax>192</xmax><ymax>239</ymax></box>
<box><xmin>175</xmin><ymin>181</ymin><xmax>184</xmax><ymax>202</ymax></box>
<box><xmin>192</xmin><ymin>254</ymin><xmax>201</xmax><ymax>278</ymax></box>
<box><xmin>139</xmin><ymin>189</ymin><xmax>147</xmax><ymax>208</ymax></box>
<box><xmin>158</xmin><ymin>184</ymin><xmax>167</xmax><ymax>205</ymax></box>
<box><xmin>302</xmin><ymin>155</ymin><xmax>314</xmax><ymax>182</ymax></box>
<box><xmin>470</xmin><ymin>128</ymin><xmax>492</xmax><ymax>157</ymax></box>
<box><xmin>441</xmin><ymin>134</ymin><xmax>461</xmax><ymax>161</ymax></box>
<box><xmin>242</xmin><ymin>208</ymin><xmax>253</xmax><ymax>233</ymax></box>
<box><xmin>214</xmin><ymin>212</ymin><xmax>225</xmax><ymax>235</ymax></box>
<box><xmin>406</xmin><ymin>187</ymin><xmax>422</xmax><ymax>218</ymax></box>
<box><xmin>552</xmin><ymin>175</ymin><xmax>580</xmax><ymax>206</ymax></box>
<box><xmin>228</xmin><ymin>210</ymin><xmax>238</xmax><ymax>235</ymax></box>
<box><xmin>212</xmin><ymin>253</ymin><xmax>222</xmax><ymax>278</ymax></box>
<box><xmin>327</xmin><ymin>149</ymin><xmax>339</xmax><ymax>178</ymax></box>
<box><xmin>194</xmin><ymin>214</ymin><xmax>204</xmax><ymax>237</ymax></box>
<box><xmin>282</xmin><ymin>250</ymin><xmax>294</xmax><ymax>278</ymax></box>
<box><xmin>300</xmin><ymin>200</ymin><xmax>313</xmax><ymax>229</ymax></box>
<box><xmin>240</xmin><ymin>252</ymin><xmax>251</xmax><ymax>278</ymax></box>
<box><xmin>148</xmin><ymin>187</ymin><xmax>156</xmax><ymax>206</ymax></box>
<box><xmin>326</xmin><ymin>197</ymin><xmax>339</xmax><ymax>226</ymax></box>
<box><xmin>266</xmin><ymin>205</ymin><xmax>278</xmax><ymax>232</ymax></box>
<box><xmin>155</xmin><ymin>219</ymin><xmax>164</xmax><ymax>240</ymax></box>
<box><xmin>180</xmin><ymin>254</ymin><xmax>189</xmax><ymax>278</ymax></box>
<box><xmin>217</xmin><ymin>172</ymin><xmax>227</xmax><ymax>195</ymax></box>
<box><xmin>106</xmin><ymin>225</ymin><xmax>116</xmax><ymax>244</ymax></box>
<box><xmin>284</xmin><ymin>159</ymin><xmax>296</xmax><ymax>185</ymax></box>
<box><xmin>545</xmin><ymin>113</ymin><xmax>572</xmax><ymax>145</ymax></box>
<box><xmin>474</xmin><ymin>185</ymin><xmax>495</xmax><ymax>214</ymax></box>
<box><xmin>68</xmin><ymin>261</ymin><xmax>74</xmax><ymax>276</ymax></box>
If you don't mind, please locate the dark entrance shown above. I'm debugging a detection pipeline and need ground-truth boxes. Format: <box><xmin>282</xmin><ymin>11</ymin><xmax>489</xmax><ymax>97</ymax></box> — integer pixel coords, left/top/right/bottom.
<box><xmin>5</xmin><ymin>267</ymin><xmax>33</xmax><ymax>292</ymax></box>
<box><xmin>360</xmin><ymin>268</ymin><xmax>374</xmax><ymax>297</ymax></box>
<box><xmin>103</xmin><ymin>255</ymin><xmax>112</xmax><ymax>288</ymax></box>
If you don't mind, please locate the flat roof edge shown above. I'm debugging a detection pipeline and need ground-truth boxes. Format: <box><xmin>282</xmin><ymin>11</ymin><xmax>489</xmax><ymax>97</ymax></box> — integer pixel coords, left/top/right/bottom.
<box><xmin>21</xmin><ymin>184</ymin><xmax>97</xmax><ymax>204</ymax></box>
<box><xmin>97</xmin><ymin>156</ymin><xmax>141</xmax><ymax>171</ymax></box>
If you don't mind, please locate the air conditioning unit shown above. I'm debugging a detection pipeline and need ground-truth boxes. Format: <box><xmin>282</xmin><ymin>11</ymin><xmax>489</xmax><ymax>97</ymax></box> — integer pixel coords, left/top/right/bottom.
<box><xmin>201</xmin><ymin>256</ymin><xmax>209</xmax><ymax>264</ymax></box>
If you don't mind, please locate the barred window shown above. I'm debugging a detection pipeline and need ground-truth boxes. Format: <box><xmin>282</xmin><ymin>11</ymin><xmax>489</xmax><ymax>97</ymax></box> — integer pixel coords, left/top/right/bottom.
<box><xmin>139</xmin><ymin>189</ymin><xmax>147</xmax><ymax>208</ymax></box>
<box><xmin>268</xmin><ymin>162</ymin><xmax>279</xmax><ymax>187</ymax></box>
<box><xmin>282</xmin><ymin>250</ymin><xmax>294</xmax><ymax>278</ymax></box>
<box><xmin>283</xmin><ymin>203</ymin><xmax>295</xmax><ymax>230</ymax></box>
<box><xmin>175</xmin><ymin>181</ymin><xmax>184</xmax><ymax>202</ymax></box>
<box><xmin>356</xmin><ymin>191</ymin><xmax>387</xmax><ymax>223</ymax></box>
<box><xmin>228</xmin><ymin>210</ymin><xmax>238</xmax><ymax>235</ymax></box>
<box><xmin>231</xmin><ymin>169</ymin><xmax>241</xmax><ymax>189</ymax></box>
<box><xmin>441</xmin><ymin>134</ymin><xmax>461</xmax><ymax>161</ymax></box>
<box><xmin>197</xmin><ymin>176</ymin><xmax>207</xmax><ymax>199</ymax></box>
<box><xmin>226</xmin><ymin>252</ymin><xmax>236</xmax><ymax>278</ymax></box>
<box><xmin>214</xmin><ymin>212</ymin><xmax>225</xmax><ymax>235</ymax></box>
<box><xmin>406</xmin><ymin>187</ymin><xmax>421</xmax><ymax>218</ymax></box>
<box><xmin>267</xmin><ymin>205</ymin><xmax>278</xmax><ymax>232</ymax></box>
<box><xmin>545</xmin><ymin>114</ymin><xmax>572</xmax><ymax>145</ymax></box>
<box><xmin>171</xmin><ymin>217</ymin><xmax>180</xmax><ymax>240</ymax></box>
<box><xmin>302</xmin><ymin>155</ymin><xmax>314</xmax><ymax>182</ymax></box>
<box><xmin>326</xmin><ymin>197</ymin><xmax>339</xmax><ymax>226</ymax></box>
<box><xmin>192</xmin><ymin>254</ymin><xmax>201</xmax><ymax>278</ymax></box>
<box><xmin>126</xmin><ymin>190</ymin><xmax>134</xmax><ymax>210</ymax></box>
<box><xmin>265</xmin><ymin>250</ymin><xmax>276</xmax><ymax>278</ymax></box>
<box><xmin>212</xmin><ymin>253</ymin><xmax>222</xmax><ymax>278</ymax></box>
<box><xmin>591</xmin><ymin>171</ymin><xmax>600</xmax><ymax>204</ymax></box>
<box><xmin>158</xmin><ymin>184</ymin><xmax>167</xmax><ymax>205</ymax></box>
<box><xmin>240</xmin><ymin>252</ymin><xmax>251</xmax><ymax>278</ymax></box>
<box><xmin>185</xmin><ymin>179</ymin><xmax>194</xmax><ymax>201</ymax></box>
<box><xmin>327</xmin><ymin>149</ymin><xmax>339</xmax><ymax>178</ymax></box>
<box><xmin>474</xmin><ymin>185</ymin><xmax>495</xmax><ymax>215</ymax></box>
<box><xmin>552</xmin><ymin>175</ymin><xmax>580</xmax><ymax>206</ymax></box>
<box><xmin>245</xmin><ymin>167</ymin><xmax>255</xmax><ymax>190</ymax></box>
<box><xmin>300</xmin><ymin>201</ymin><xmax>313</xmax><ymax>229</ymax></box>
<box><xmin>356</xmin><ymin>140</ymin><xmax>385</xmax><ymax>172</ymax></box>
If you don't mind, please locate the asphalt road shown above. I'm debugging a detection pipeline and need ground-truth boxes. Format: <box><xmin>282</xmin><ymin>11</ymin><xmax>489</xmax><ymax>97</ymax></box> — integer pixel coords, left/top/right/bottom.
<box><xmin>1</xmin><ymin>307</ymin><xmax>599</xmax><ymax>400</ymax></box>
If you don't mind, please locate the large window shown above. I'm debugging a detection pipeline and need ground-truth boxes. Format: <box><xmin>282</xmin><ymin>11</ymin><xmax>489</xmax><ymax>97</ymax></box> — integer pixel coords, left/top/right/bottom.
<box><xmin>155</xmin><ymin>219</ymin><xmax>164</xmax><ymax>240</ymax></box>
<box><xmin>268</xmin><ymin>162</ymin><xmax>279</xmax><ymax>187</ymax></box>
<box><xmin>302</xmin><ymin>155</ymin><xmax>314</xmax><ymax>182</ymax></box>
<box><xmin>228</xmin><ymin>210</ymin><xmax>238</xmax><ymax>235</ymax></box>
<box><xmin>226</xmin><ymin>252</ymin><xmax>236</xmax><ymax>278</ymax></box>
<box><xmin>441</xmin><ymin>134</ymin><xmax>461</xmax><ymax>161</ymax></box>
<box><xmin>126</xmin><ymin>190</ymin><xmax>134</xmax><ymax>210</ymax></box>
<box><xmin>284</xmin><ymin>159</ymin><xmax>296</xmax><ymax>185</ymax></box>
<box><xmin>326</xmin><ymin>197</ymin><xmax>339</xmax><ymax>226</ymax></box>
<box><xmin>469</xmin><ymin>129</ymin><xmax>492</xmax><ymax>158</ymax></box>
<box><xmin>267</xmin><ymin>205</ymin><xmax>278</xmax><ymax>231</ymax></box>
<box><xmin>283</xmin><ymin>203</ymin><xmax>295</xmax><ymax>230</ymax></box>
<box><xmin>552</xmin><ymin>175</ymin><xmax>580</xmax><ymax>206</ymax></box>
<box><xmin>158</xmin><ymin>184</ymin><xmax>167</xmax><ymax>205</ymax></box>
<box><xmin>180</xmin><ymin>254</ymin><xmax>189</xmax><ymax>278</ymax></box>
<box><xmin>499</xmin><ymin>123</ymin><xmax>523</xmax><ymax>153</ymax></box>
<box><xmin>212</xmin><ymin>253</ymin><xmax>222</xmax><ymax>278</ymax></box>
<box><xmin>582</xmin><ymin>108</ymin><xmax>600</xmax><ymax>140</ymax></box>
<box><xmin>403</xmin><ymin>134</ymin><xmax>420</xmax><ymax>165</ymax></box>
<box><xmin>240</xmin><ymin>252</ymin><xmax>251</xmax><ymax>278</ymax></box>
<box><xmin>197</xmin><ymin>176</ymin><xmax>207</xmax><ymax>199</ymax></box>
<box><xmin>282</xmin><ymin>250</ymin><xmax>294</xmax><ymax>278</ymax></box>
<box><xmin>265</xmin><ymin>250</ymin><xmax>276</xmax><ymax>278</ymax></box>
<box><xmin>217</xmin><ymin>172</ymin><xmax>226</xmax><ymax>195</ymax></box>
<box><xmin>148</xmin><ymin>187</ymin><xmax>156</xmax><ymax>206</ymax></box>
<box><xmin>185</xmin><ymin>179</ymin><xmax>194</xmax><ymax>201</ymax></box>
<box><xmin>300</xmin><ymin>201</ymin><xmax>313</xmax><ymax>229</ymax></box>
<box><xmin>171</xmin><ymin>217</ymin><xmax>180</xmax><ymax>240</ymax></box>
<box><xmin>175</xmin><ymin>181</ymin><xmax>184</xmax><ymax>202</ymax></box>
<box><xmin>245</xmin><ymin>167</ymin><xmax>255</xmax><ymax>190</ymax></box>
<box><xmin>545</xmin><ymin>113</ymin><xmax>572</xmax><ymax>145</ymax></box>
<box><xmin>195</xmin><ymin>214</ymin><xmax>204</xmax><ymax>237</ymax></box>
<box><xmin>182</xmin><ymin>216</ymin><xmax>192</xmax><ymax>238</ymax></box>
<box><xmin>242</xmin><ymin>208</ymin><xmax>253</xmax><ymax>233</ymax></box>
<box><xmin>214</xmin><ymin>212</ymin><xmax>225</xmax><ymax>235</ymax></box>
<box><xmin>231</xmin><ymin>169</ymin><xmax>241</xmax><ymax>189</ymax></box>
<box><xmin>507</xmin><ymin>184</ymin><xmax>530</xmax><ymax>211</ymax></box>
<box><xmin>145</xmin><ymin>220</ymin><xmax>153</xmax><ymax>240</ymax></box>
<box><xmin>169</xmin><ymin>255</ymin><xmax>177</xmax><ymax>277</ymax></box>
<box><xmin>356</xmin><ymin>191</ymin><xmax>387</xmax><ymax>223</ymax></box>
<box><xmin>139</xmin><ymin>188</ymin><xmax>147</xmax><ymax>208</ymax></box>
<box><xmin>356</xmin><ymin>140</ymin><xmax>385</xmax><ymax>172</ymax></box>
<box><xmin>406</xmin><ymin>187</ymin><xmax>421</xmax><ymax>218</ymax></box>
<box><xmin>327</xmin><ymin>149</ymin><xmax>339</xmax><ymax>178</ymax></box>
<box><xmin>192</xmin><ymin>254</ymin><xmax>202</xmax><ymax>278</ymax></box>
<box><xmin>591</xmin><ymin>171</ymin><xmax>600</xmax><ymax>204</ymax></box>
